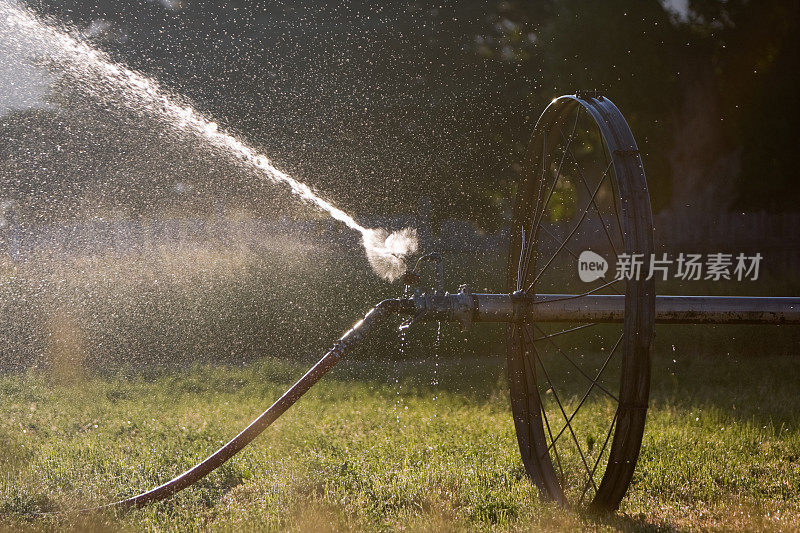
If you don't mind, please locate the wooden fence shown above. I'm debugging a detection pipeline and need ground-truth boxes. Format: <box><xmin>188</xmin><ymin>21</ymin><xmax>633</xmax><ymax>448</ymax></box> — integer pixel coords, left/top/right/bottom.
<box><xmin>2</xmin><ymin>210</ymin><xmax>799</xmax><ymax>276</ymax></box>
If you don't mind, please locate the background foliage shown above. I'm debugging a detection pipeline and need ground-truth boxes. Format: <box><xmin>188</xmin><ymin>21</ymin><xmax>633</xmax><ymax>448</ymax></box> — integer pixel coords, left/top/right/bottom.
<box><xmin>6</xmin><ymin>0</ymin><xmax>799</xmax><ymax>227</ymax></box>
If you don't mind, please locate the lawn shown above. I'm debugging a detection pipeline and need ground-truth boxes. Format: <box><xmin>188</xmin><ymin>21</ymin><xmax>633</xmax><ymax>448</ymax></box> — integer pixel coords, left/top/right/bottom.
<box><xmin>1</xmin><ymin>332</ymin><xmax>799</xmax><ymax>532</ymax></box>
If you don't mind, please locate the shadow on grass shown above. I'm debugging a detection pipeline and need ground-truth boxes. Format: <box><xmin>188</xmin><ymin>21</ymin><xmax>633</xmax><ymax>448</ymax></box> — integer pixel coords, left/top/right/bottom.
<box><xmin>581</xmin><ymin>508</ymin><xmax>677</xmax><ymax>532</ymax></box>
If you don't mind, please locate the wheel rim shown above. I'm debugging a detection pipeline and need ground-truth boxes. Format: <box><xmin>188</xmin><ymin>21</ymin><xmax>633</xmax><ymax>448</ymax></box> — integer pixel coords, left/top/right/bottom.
<box><xmin>506</xmin><ymin>94</ymin><xmax>655</xmax><ymax>510</ymax></box>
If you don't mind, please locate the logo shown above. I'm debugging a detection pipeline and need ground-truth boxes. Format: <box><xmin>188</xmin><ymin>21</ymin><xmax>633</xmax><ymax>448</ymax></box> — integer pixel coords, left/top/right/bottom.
<box><xmin>576</xmin><ymin>251</ymin><xmax>763</xmax><ymax>282</ymax></box>
<box><xmin>578</xmin><ymin>250</ymin><xmax>608</xmax><ymax>282</ymax></box>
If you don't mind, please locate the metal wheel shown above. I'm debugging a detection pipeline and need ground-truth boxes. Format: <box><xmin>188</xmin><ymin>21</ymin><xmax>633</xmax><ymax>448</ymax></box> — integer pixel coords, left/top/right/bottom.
<box><xmin>506</xmin><ymin>94</ymin><xmax>655</xmax><ymax>510</ymax></box>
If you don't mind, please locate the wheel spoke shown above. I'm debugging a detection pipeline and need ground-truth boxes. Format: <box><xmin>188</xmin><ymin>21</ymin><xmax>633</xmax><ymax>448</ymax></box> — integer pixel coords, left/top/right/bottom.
<box><xmin>531</xmin><ymin>322</ymin><xmax>619</xmax><ymax>403</ymax></box>
<box><xmin>525</xmin><ymin>335</ymin><xmax>599</xmax><ymax>494</ymax></box>
<box><xmin>545</xmin><ymin>333</ymin><xmax>623</xmax><ymax>453</ymax></box>
<box><xmin>579</xmin><ymin>410</ymin><xmax>618</xmax><ymax>504</ymax></box>
<box><xmin>526</xmin><ymin>160</ymin><xmax>614</xmax><ymax>292</ymax></box>
<box><xmin>558</xmin><ymin>128</ymin><xmax>620</xmax><ymax>258</ymax></box>
<box><xmin>531</xmin><ymin>277</ymin><xmax>622</xmax><ymax>304</ymax></box>
<box><xmin>537</xmin><ymin>224</ymin><xmax>622</xmax><ymax>295</ymax></box>
<box><xmin>528</xmin><ymin>108</ymin><xmax>580</xmax><ymax>251</ymax></box>
<box><xmin>519</xmin><ymin>131</ymin><xmax>550</xmax><ymax>285</ymax></box>
<box><xmin>541</xmin><ymin>402</ymin><xmax>566</xmax><ymax>487</ymax></box>
<box><xmin>516</xmin><ymin>320</ymin><xmax>622</xmax><ymax>500</ymax></box>
<box><xmin>526</xmin><ymin>129</ymin><xmax>547</xmax><ymax>276</ymax></box>
<box><xmin>513</xmin><ymin>322</ymin><xmax>567</xmax><ymax>486</ymax></box>
<box><xmin>595</xmin><ymin>121</ymin><xmax>625</xmax><ymax>246</ymax></box>
<box><xmin>520</xmin><ymin>107</ymin><xmax>582</xmax><ymax>282</ymax></box>
<box><xmin>533</xmin><ymin>322</ymin><xmax>597</xmax><ymax>342</ymax></box>
<box><xmin>517</xmin><ymin>225</ymin><xmax>526</xmax><ymax>291</ymax></box>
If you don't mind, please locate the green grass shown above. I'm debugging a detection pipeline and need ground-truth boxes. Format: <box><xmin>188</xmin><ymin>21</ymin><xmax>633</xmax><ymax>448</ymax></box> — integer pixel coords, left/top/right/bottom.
<box><xmin>1</xmin><ymin>344</ymin><xmax>799</xmax><ymax>532</ymax></box>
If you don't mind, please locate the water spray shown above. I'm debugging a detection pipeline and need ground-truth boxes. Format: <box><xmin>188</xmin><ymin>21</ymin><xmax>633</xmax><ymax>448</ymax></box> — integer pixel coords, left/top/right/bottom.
<box><xmin>0</xmin><ymin>0</ymin><xmax>417</xmax><ymax>281</ymax></box>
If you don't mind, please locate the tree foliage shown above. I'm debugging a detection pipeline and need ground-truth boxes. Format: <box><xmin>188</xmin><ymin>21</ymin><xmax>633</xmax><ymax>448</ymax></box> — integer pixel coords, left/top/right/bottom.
<box><xmin>14</xmin><ymin>0</ymin><xmax>800</xmax><ymax>226</ymax></box>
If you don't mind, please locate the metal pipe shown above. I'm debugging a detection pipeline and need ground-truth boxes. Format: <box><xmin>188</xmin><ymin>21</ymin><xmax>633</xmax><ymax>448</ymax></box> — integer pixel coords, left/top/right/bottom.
<box><xmin>469</xmin><ymin>294</ymin><xmax>800</xmax><ymax>324</ymax></box>
<box><xmin>646</xmin><ymin>295</ymin><xmax>799</xmax><ymax>324</ymax></box>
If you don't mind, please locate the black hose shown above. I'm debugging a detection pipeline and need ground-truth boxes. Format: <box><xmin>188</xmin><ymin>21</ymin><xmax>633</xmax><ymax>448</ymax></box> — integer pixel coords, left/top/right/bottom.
<box><xmin>84</xmin><ymin>298</ymin><xmax>411</xmax><ymax>511</ymax></box>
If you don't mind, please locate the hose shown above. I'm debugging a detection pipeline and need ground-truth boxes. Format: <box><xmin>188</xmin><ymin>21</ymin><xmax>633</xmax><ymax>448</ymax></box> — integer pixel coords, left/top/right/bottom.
<box><xmin>88</xmin><ymin>298</ymin><xmax>411</xmax><ymax>511</ymax></box>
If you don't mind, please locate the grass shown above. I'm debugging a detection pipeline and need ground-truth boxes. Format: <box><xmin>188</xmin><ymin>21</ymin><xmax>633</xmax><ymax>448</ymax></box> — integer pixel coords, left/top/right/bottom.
<box><xmin>1</xmin><ymin>337</ymin><xmax>799</xmax><ymax>532</ymax></box>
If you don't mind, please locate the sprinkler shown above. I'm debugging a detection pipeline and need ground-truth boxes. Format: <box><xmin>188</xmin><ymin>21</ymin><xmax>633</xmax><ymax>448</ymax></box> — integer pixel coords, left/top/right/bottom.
<box><xmin>90</xmin><ymin>94</ymin><xmax>800</xmax><ymax>513</ymax></box>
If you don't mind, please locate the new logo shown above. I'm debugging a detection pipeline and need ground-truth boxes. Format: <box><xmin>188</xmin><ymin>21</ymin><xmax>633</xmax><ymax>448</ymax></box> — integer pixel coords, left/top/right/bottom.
<box><xmin>578</xmin><ymin>250</ymin><xmax>608</xmax><ymax>282</ymax></box>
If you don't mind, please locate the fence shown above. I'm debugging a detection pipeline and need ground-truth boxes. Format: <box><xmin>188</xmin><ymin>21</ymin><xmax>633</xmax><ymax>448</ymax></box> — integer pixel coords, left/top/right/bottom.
<box><xmin>2</xmin><ymin>210</ymin><xmax>799</xmax><ymax>275</ymax></box>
